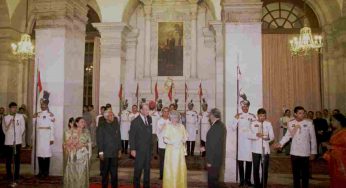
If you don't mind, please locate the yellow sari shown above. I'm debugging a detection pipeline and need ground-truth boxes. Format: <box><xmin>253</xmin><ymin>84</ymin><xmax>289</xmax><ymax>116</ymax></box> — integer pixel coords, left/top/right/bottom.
<box><xmin>163</xmin><ymin>123</ymin><xmax>188</xmax><ymax>188</ymax></box>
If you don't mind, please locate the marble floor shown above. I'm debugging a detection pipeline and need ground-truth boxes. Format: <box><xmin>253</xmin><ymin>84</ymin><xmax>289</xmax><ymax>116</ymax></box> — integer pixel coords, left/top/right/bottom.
<box><xmin>0</xmin><ymin>152</ymin><xmax>330</xmax><ymax>188</ymax></box>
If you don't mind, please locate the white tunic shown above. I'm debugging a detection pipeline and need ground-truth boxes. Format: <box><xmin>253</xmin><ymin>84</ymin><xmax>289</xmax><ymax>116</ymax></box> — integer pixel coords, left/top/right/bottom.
<box><xmin>157</xmin><ymin>118</ymin><xmax>170</xmax><ymax>149</ymax></box>
<box><xmin>150</xmin><ymin>110</ymin><xmax>160</xmax><ymax>134</ymax></box>
<box><xmin>120</xmin><ymin>110</ymin><xmax>131</xmax><ymax>140</ymax></box>
<box><xmin>248</xmin><ymin>120</ymin><xmax>274</xmax><ymax>155</ymax></box>
<box><xmin>199</xmin><ymin>111</ymin><xmax>210</xmax><ymax>142</ymax></box>
<box><xmin>3</xmin><ymin>114</ymin><xmax>25</xmax><ymax>145</ymax></box>
<box><xmin>33</xmin><ymin>111</ymin><xmax>55</xmax><ymax>157</ymax></box>
<box><xmin>279</xmin><ymin>119</ymin><xmax>317</xmax><ymax>157</ymax></box>
<box><xmin>186</xmin><ymin>110</ymin><xmax>199</xmax><ymax>141</ymax></box>
<box><xmin>231</xmin><ymin>112</ymin><xmax>256</xmax><ymax>162</ymax></box>
<box><xmin>129</xmin><ymin>112</ymin><xmax>139</xmax><ymax>122</ymax></box>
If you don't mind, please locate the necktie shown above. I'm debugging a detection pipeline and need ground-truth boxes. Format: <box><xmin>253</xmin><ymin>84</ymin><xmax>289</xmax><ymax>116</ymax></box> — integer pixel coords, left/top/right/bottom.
<box><xmin>145</xmin><ymin>117</ymin><xmax>148</xmax><ymax>126</ymax></box>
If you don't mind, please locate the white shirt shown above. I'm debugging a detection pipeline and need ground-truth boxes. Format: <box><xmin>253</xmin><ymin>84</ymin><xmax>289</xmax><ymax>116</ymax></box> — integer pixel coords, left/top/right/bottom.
<box><xmin>129</xmin><ymin>112</ymin><xmax>140</xmax><ymax>122</ymax></box>
<box><xmin>157</xmin><ymin>117</ymin><xmax>170</xmax><ymax>149</ymax></box>
<box><xmin>140</xmin><ymin>114</ymin><xmax>148</xmax><ymax>125</ymax></box>
<box><xmin>279</xmin><ymin>119</ymin><xmax>317</xmax><ymax>157</ymax></box>
<box><xmin>248</xmin><ymin>120</ymin><xmax>274</xmax><ymax>154</ymax></box>
<box><xmin>2</xmin><ymin>114</ymin><xmax>25</xmax><ymax>145</ymax></box>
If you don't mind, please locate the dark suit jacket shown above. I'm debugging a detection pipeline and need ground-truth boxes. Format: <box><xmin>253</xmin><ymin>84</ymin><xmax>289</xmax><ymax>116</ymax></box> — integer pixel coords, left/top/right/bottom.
<box><xmin>206</xmin><ymin>119</ymin><xmax>226</xmax><ymax>168</ymax></box>
<box><xmin>97</xmin><ymin>117</ymin><xmax>121</xmax><ymax>158</ymax></box>
<box><xmin>129</xmin><ymin>115</ymin><xmax>152</xmax><ymax>153</ymax></box>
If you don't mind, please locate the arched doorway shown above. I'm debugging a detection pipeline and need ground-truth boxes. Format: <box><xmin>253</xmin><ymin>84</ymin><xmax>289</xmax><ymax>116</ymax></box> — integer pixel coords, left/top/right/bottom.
<box><xmin>261</xmin><ymin>0</ymin><xmax>322</xmax><ymax>141</ymax></box>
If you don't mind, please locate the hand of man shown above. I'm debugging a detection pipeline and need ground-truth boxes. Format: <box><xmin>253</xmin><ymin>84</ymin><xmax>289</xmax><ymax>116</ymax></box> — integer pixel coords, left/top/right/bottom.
<box><xmin>33</xmin><ymin>113</ymin><xmax>38</xmax><ymax>118</ymax></box>
<box><xmin>131</xmin><ymin>150</ymin><xmax>136</xmax><ymax>158</ymax></box>
<box><xmin>234</xmin><ymin>113</ymin><xmax>240</xmax><ymax>119</ymax></box>
<box><xmin>99</xmin><ymin>153</ymin><xmax>104</xmax><ymax>161</ymax></box>
<box><xmin>200</xmin><ymin>147</ymin><xmax>206</xmax><ymax>152</ymax></box>
<box><xmin>256</xmin><ymin>133</ymin><xmax>263</xmax><ymax>138</ymax></box>
<box><xmin>206</xmin><ymin>163</ymin><xmax>212</xmax><ymax>168</ymax></box>
<box><xmin>273</xmin><ymin>143</ymin><xmax>282</xmax><ymax>150</ymax></box>
<box><xmin>309</xmin><ymin>154</ymin><xmax>316</xmax><ymax>161</ymax></box>
<box><xmin>50</xmin><ymin>141</ymin><xmax>54</xmax><ymax>145</ymax></box>
<box><xmin>118</xmin><ymin>150</ymin><xmax>122</xmax><ymax>159</ymax></box>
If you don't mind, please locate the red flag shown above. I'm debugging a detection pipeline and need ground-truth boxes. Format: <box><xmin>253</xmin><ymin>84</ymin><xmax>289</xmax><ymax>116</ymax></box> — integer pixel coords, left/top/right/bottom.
<box><xmin>37</xmin><ymin>68</ymin><xmax>43</xmax><ymax>93</ymax></box>
<box><xmin>168</xmin><ymin>85</ymin><xmax>173</xmax><ymax>102</ymax></box>
<box><xmin>135</xmin><ymin>83</ymin><xmax>139</xmax><ymax>98</ymax></box>
<box><xmin>185</xmin><ymin>83</ymin><xmax>188</xmax><ymax>102</ymax></box>
<box><xmin>198</xmin><ymin>81</ymin><xmax>203</xmax><ymax>100</ymax></box>
<box><xmin>118</xmin><ymin>84</ymin><xmax>123</xmax><ymax>99</ymax></box>
<box><xmin>154</xmin><ymin>82</ymin><xmax>159</xmax><ymax>101</ymax></box>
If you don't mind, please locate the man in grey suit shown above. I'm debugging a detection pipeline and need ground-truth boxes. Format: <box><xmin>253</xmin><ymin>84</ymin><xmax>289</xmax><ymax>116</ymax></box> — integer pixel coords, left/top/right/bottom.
<box><xmin>129</xmin><ymin>103</ymin><xmax>152</xmax><ymax>188</ymax></box>
<box><xmin>201</xmin><ymin>108</ymin><xmax>226</xmax><ymax>188</ymax></box>
<box><xmin>97</xmin><ymin>110</ymin><xmax>122</xmax><ymax>188</ymax></box>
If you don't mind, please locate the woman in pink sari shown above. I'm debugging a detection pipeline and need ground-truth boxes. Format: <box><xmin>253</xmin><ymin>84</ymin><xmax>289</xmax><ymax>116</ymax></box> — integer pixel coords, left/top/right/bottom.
<box><xmin>324</xmin><ymin>113</ymin><xmax>346</xmax><ymax>187</ymax></box>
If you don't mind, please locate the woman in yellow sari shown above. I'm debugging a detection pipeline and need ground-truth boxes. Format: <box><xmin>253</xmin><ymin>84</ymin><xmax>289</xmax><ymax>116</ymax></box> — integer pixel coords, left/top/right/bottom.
<box><xmin>163</xmin><ymin>110</ymin><xmax>188</xmax><ymax>188</ymax></box>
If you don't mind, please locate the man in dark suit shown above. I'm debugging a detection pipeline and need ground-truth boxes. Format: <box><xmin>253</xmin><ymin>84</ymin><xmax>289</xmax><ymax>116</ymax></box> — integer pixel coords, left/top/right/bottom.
<box><xmin>97</xmin><ymin>110</ymin><xmax>122</xmax><ymax>188</ymax></box>
<box><xmin>129</xmin><ymin>103</ymin><xmax>152</xmax><ymax>188</ymax></box>
<box><xmin>201</xmin><ymin>108</ymin><xmax>226</xmax><ymax>188</ymax></box>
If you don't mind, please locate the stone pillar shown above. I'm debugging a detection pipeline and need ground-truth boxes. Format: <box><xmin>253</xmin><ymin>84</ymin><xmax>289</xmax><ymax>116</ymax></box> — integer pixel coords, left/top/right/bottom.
<box><xmin>209</xmin><ymin>21</ymin><xmax>225</xmax><ymax>119</ymax></box>
<box><xmin>125</xmin><ymin>29</ymin><xmax>139</xmax><ymax>105</ymax></box>
<box><xmin>142</xmin><ymin>0</ymin><xmax>152</xmax><ymax>77</ymax></box>
<box><xmin>222</xmin><ymin>0</ymin><xmax>263</xmax><ymax>182</ymax></box>
<box><xmin>34</xmin><ymin>0</ymin><xmax>88</xmax><ymax>175</ymax></box>
<box><xmin>92</xmin><ymin>22</ymin><xmax>131</xmax><ymax>112</ymax></box>
<box><xmin>190</xmin><ymin>0</ymin><xmax>198</xmax><ymax>78</ymax></box>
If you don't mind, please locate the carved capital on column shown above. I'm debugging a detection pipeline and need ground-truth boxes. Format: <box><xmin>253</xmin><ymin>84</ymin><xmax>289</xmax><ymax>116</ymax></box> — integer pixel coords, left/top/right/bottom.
<box><xmin>202</xmin><ymin>27</ymin><xmax>215</xmax><ymax>47</ymax></box>
<box><xmin>222</xmin><ymin>0</ymin><xmax>263</xmax><ymax>23</ymax></box>
<box><xmin>209</xmin><ymin>21</ymin><xmax>223</xmax><ymax>35</ymax></box>
<box><xmin>34</xmin><ymin>0</ymin><xmax>88</xmax><ymax>32</ymax></box>
<box><xmin>141</xmin><ymin>0</ymin><xmax>152</xmax><ymax>19</ymax></box>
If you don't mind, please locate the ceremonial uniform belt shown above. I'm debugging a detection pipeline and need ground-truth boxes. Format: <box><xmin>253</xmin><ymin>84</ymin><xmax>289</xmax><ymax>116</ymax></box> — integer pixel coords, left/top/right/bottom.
<box><xmin>38</xmin><ymin>127</ymin><xmax>51</xmax><ymax>130</ymax></box>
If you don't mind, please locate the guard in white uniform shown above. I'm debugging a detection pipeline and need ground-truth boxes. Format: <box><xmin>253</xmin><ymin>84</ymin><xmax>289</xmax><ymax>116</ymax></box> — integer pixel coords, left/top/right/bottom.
<box><xmin>199</xmin><ymin>100</ymin><xmax>210</xmax><ymax>157</ymax></box>
<box><xmin>276</xmin><ymin>106</ymin><xmax>317</xmax><ymax>188</ymax></box>
<box><xmin>186</xmin><ymin>101</ymin><xmax>199</xmax><ymax>156</ymax></box>
<box><xmin>149</xmin><ymin>100</ymin><xmax>160</xmax><ymax>158</ymax></box>
<box><xmin>33</xmin><ymin>92</ymin><xmax>55</xmax><ymax>178</ymax></box>
<box><xmin>156</xmin><ymin>107</ymin><xmax>170</xmax><ymax>179</ymax></box>
<box><xmin>248</xmin><ymin>108</ymin><xmax>274</xmax><ymax>188</ymax></box>
<box><xmin>120</xmin><ymin>100</ymin><xmax>131</xmax><ymax>154</ymax></box>
<box><xmin>231</xmin><ymin>100</ymin><xmax>256</xmax><ymax>186</ymax></box>
<box><xmin>2</xmin><ymin>102</ymin><xmax>25</xmax><ymax>180</ymax></box>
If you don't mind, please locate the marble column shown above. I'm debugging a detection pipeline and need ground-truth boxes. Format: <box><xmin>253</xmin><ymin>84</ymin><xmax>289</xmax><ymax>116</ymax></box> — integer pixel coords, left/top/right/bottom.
<box><xmin>223</xmin><ymin>0</ymin><xmax>263</xmax><ymax>182</ymax></box>
<box><xmin>209</xmin><ymin>21</ymin><xmax>225</xmax><ymax>119</ymax></box>
<box><xmin>142</xmin><ymin>0</ymin><xmax>152</xmax><ymax>77</ymax></box>
<box><xmin>34</xmin><ymin>0</ymin><xmax>88</xmax><ymax>175</ymax></box>
<box><xmin>125</xmin><ymin>29</ymin><xmax>139</xmax><ymax>105</ymax></box>
<box><xmin>92</xmin><ymin>22</ymin><xmax>131</xmax><ymax>112</ymax></box>
<box><xmin>190</xmin><ymin>1</ymin><xmax>198</xmax><ymax>78</ymax></box>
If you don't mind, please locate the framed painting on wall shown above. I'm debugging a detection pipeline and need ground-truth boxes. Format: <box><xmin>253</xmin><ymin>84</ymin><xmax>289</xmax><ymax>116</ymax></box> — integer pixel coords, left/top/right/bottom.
<box><xmin>158</xmin><ymin>22</ymin><xmax>184</xmax><ymax>76</ymax></box>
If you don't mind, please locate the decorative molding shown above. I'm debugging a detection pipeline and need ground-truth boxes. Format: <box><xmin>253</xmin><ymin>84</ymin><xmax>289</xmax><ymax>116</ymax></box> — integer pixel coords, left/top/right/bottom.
<box><xmin>222</xmin><ymin>1</ymin><xmax>263</xmax><ymax>23</ymax></box>
<box><xmin>34</xmin><ymin>0</ymin><xmax>88</xmax><ymax>33</ymax></box>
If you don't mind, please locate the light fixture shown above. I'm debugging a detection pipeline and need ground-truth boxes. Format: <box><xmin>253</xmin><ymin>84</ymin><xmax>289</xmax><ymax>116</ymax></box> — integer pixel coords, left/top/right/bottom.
<box><xmin>85</xmin><ymin>65</ymin><xmax>93</xmax><ymax>73</ymax></box>
<box><xmin>289</xmin><ymin>0</ymin><xmax>323</xmax><ymax>56</ymax></box>
<box><xmin>11</xmin><ymin>0</ymin><xmax>35</xmax><ymax>60</ymax></box>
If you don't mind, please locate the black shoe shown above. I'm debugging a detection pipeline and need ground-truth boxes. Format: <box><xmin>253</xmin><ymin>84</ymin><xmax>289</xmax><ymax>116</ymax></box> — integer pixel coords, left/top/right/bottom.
<box><xmin>239</xmin><ymin>181</ymin><xmax>245</xmax><ymax>187</ymax></box>
<box><xmin>245</xmin><ymin>180</ymin><xmax>252</xmax><ymax>186</ymax></box>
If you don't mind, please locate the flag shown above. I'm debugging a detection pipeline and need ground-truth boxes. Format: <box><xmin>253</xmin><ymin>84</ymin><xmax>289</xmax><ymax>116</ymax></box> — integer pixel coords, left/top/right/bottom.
<box><xmin>154</xmin><ymin>82</ymin><xmax>159</xmax><ymax>101</ymax></box>
<box><xmin>135</xmin><ymin>83</ymin><xmax>139</xmax><ymax>98</ymax></box>
<box><xmin>198</xmin><ymin>81</ymin><xmax>203</xmax><ymax>100</ymax></box>
<box><xmin>37</xmin><ymin>68</ymin><xmax>43</xmax><ymax>93</ymax></box>
<box><xmin>118</xmin><ymin>84</ymin><xmax>123</xmax><ymax>99</ymax></box>
<box><xmin>185</xmin><ymin>82</ymin><xmax>188</xmax><ymax>102</ymax></box>
<box><xmin>168</xmin><ymin>85</ymin><xmax>173</xmax><ymax>102</ymax></box>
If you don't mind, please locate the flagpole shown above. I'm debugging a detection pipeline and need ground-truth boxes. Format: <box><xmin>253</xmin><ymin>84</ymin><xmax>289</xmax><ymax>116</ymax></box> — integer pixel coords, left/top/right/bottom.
<box><xmin>33</xmin><ymin>59</ymin><xmax>40</xmax><ymax>175</ymax></box>
<box><xmin>199</xmin><ymin>81</ymin><xmax>202</xmax><ymax>155</ymax></box>
<box><xmin>236</xmin><ymin>53</ymin><xmax>240</xmax><ymax>182</ymax></box>
<box><xmin>136</xmin><ymin>83</ymin><xmax>139</xmax><ymax>107</ymax></box>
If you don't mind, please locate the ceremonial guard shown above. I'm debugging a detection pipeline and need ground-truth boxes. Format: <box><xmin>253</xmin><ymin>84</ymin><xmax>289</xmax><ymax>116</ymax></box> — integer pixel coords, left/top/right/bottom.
<box><xmin>231</xmin><ymin>99</ymin><xmax>256</xmax><ymax>187</ymax></box>
<box><xmin>199</xmin><ymin>99</ymin><xmax>210</xmax><ymax>157</ymax></box>
<box><xmin>186</xmin><ymin>100</ymin><xmax>199</xmax><ymax>156</ymax></box>
<box><xmin>120</xmin><ymin>100</ymin><xmax>131</xmax><ymax>154</ymax></box>
<box><xmin>129</xmin><ymin>104</ymin><xmax>140</xmax><ymax>121</ymax></box>
<box><xmin>275</xmin><ymin>106</ymin><xmax>317</xmax><ymax>188</ymax></box>
<box><xmin>3</xmin><ymin>102</ymin><xmax>25</xmax><ymax>181</ymax></box>
<box><xmin>149</xmin><ymin>100</ymin><xmax>160</xmax><ymax>158</ymax></box>
<box><xmin>33</xmin><ymin>92</ymin><xmax>55</xmax><ymax>178</ymax></box>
